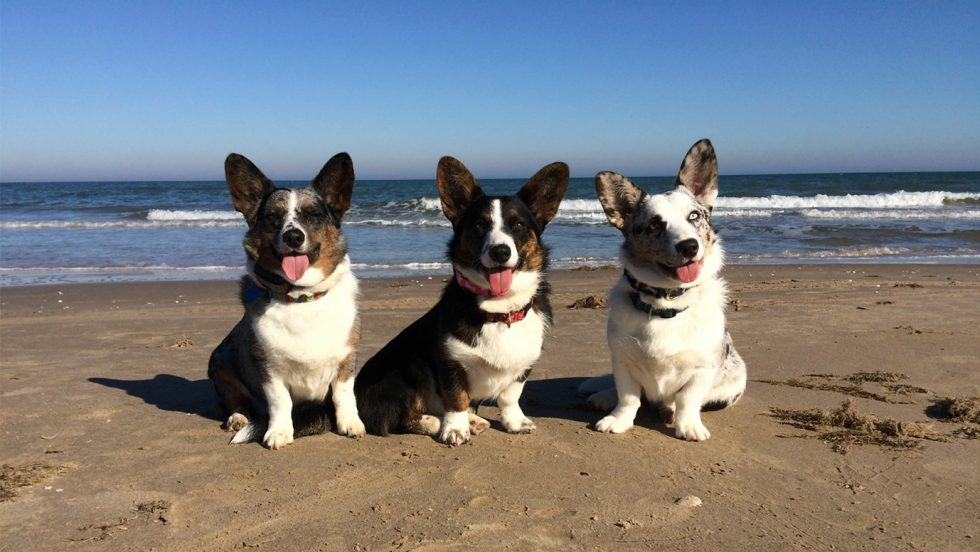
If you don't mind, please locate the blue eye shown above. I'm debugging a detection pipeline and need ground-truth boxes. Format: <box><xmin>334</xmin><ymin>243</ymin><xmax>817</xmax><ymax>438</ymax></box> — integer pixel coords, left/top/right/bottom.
<box><xmin>688</xmin><ymin>211</ymin><xmax>700</xmax><ymax>221</ymax></box>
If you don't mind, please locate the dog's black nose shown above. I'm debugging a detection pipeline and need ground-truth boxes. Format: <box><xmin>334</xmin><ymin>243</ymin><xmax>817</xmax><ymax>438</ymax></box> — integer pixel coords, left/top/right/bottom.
<box><xmin>489</xmin><ymin>244</ymin><xmax>512</xmax><ymax>263</ymax></box>
<box><xmin>675</xmin><ymin>238</ymin><xmax>699</xmax><ymax>258</ymax></box>
<box><xmin>282</xmin><ymin>228</ymin><xmax>305</xmax><ymax>248</ymax></box>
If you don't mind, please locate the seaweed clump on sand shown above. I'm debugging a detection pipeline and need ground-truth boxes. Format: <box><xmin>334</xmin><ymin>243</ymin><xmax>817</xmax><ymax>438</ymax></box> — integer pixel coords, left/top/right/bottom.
<box><xmin>755</xmin><ymin>371</ymin><xmax>929</xmax><ymax>404</ymax></box>
<box><xmin>769</xmin><ymin>400</ymin><xmax>946</xmax><ymax>454</ymax></box>
<box><xmin>567</xmin><ymin>295</ymin><xmax>607</xmax><ymax>309</ymax></box>
<box><xmin>929</xmin><ymin>397</ymin><xmax>980</xmax><ymax>424</ymax></box>
<box><xmin>0</xmin><ymin>462</ymin><xmax>68</xmax><ymax>502</ymax></box>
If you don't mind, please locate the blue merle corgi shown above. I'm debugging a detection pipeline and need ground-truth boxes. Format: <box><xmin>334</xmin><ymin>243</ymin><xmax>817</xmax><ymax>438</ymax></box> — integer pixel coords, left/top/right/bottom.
<box><xmin>354</xmin><ymin>156</ymin><xmax>569</xmax><ymax>446</ymax></box>
<box><xmin>208</xmin><ymin>152</ymin><xmax>364</xmax><ymax>449</ymax></box>
<box><xmin>578</xmin><ymin>139</ymin><xmax>747</xmax><ymax>441</ymax></box>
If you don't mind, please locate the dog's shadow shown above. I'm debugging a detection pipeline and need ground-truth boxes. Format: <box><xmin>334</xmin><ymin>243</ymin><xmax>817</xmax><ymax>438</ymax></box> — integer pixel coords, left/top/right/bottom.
<box><xmin>89</xmin><ymin>374</ymin><xmax>221</xmax><ymax>421</ymax></box>
<box><xmin>509</xmin><ymin>376</ymin><xmax>675</xmax><ymax>437</ymax></box>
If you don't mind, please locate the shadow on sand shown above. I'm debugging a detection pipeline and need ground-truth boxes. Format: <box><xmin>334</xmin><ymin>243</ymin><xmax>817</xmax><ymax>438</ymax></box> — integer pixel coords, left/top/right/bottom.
<box><xmin>89</xmin><ymin>374</ymin><xmax>221</xmax><ymax>421</ymax></box>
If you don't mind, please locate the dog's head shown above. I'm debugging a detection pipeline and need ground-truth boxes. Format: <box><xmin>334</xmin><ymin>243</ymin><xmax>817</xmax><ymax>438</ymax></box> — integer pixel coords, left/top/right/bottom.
<box><xmin>595</xmin><ymin>139</ymin><xmax>721</xmax><ymax>287</ymax></box>
<box><xmin>225</xmin><ymin>152</ymin><xmax>355</xmax><ymax>287</ymax></box>
<box><xmin>437</xmin><ymin>157</ymin><xmax>569</xmax><ymax>297</ymax></box>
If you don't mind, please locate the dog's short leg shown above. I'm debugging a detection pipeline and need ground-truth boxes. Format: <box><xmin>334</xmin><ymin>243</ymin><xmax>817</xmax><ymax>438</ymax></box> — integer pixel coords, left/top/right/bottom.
<box><xmin>332</xmin><ymin>353</ymin><xmax>366</xmax><ymax>438</ymax></box>
<box><xmin>262</xmin><ymin>379</ymin><xmax>295</xmax><ymax>450</ymax></box>
<box><xmin>674</xmin><ymin>372</ymin><xmax>713</xmax><ymax>441</ymax></box>
<box><xmin>497</xmin><ymin>379</ymin><xmax>536</xmax><ymax>434</ymax></box>
<box><xmin>595</xmin><ymin>368</ymin><xmax>642</xmax><ymax>433</ymax></box>
<box><xmin>439</xmin><ymin>410</ymin><xmax>471</xmax><ymax>446</ymax></box>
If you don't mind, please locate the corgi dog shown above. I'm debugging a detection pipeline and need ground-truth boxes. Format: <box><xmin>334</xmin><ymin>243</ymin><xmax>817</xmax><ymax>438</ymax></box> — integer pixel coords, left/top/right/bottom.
<box><xmin>354</xmin><ymin>156</ymin><xmax>569</xmax><ymax>445</ymax></box>
<box><xmin>208</xmin><ymin>152</ymin><xmax>365</xmax><ymax>449</ymax></box>
<box><xmin>580</xmin><ymin>139</ymin><xmax>746</xmax><ymax>441</ymax></box>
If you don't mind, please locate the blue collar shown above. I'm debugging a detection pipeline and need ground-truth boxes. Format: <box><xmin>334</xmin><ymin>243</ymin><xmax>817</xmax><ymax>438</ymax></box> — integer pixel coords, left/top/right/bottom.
<box><xmin>629</xmin><ymin>292</ymin><xmax>687</xmax><ymax>318</ymax></box>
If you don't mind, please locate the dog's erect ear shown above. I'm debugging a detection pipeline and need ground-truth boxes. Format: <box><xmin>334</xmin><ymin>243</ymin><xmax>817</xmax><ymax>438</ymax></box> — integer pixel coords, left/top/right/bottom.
<box><xmin>595</xmin><ymin>171</ymin><xmax>645</xmax><ymax>231</ymax></box>
<box><xmin>225</xmin><ymin>154</ymin><xmax>274</xmax><ymax>222</ymax></box>
<box><xmin>437</xmin><ymin>156</ymin><xmax>484</xmax><ymax>226</ymax></box>
<box><xmin>517</xmin><ymin>162</ymin><xmax>569</xmax><ymax>230</ymax></box>
<box><xmin>312</xmin><ymin>152</ymin><xmax>356</xmax><ymax>222</ymax></box>
<box><xmin>675</xmin><ymin>139</ymin><xmax>718</xmax><ymax>208</ymax></box>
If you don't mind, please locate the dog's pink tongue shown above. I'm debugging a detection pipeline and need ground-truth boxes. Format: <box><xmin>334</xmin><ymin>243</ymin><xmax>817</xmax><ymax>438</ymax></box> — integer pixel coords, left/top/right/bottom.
<box><xmin>281</xmin><ymin>255</ymin><xmax>310</xmax><ymax>281</ymax></box>
<box><xmin>488</xmin><ymin>268</ymin><xmax>513</xmax><ymax>297</ymax></box>
<box><xmin>675</xmin><ymin>261</ymin><xmax>701</xmax><ymax>284</ymax></box>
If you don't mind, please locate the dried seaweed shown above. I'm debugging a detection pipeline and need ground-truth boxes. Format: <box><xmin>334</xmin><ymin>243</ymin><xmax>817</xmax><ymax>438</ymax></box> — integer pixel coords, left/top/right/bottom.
<box><xmin>0</xmin><ymin>462</ymin><xmax>68</xmax><ymax>502</ymax></box>
<box><xmin>755</xmin><ymin>371</ymin><xmax>928</xmax><ymax>404</ymax></box>
<box><xmin>930</xmin><ymin>397</ymin><xmax>980</xmax><ymax>424</ymax></box>
<box><xmin>567</xmin><ymin>295</ymin><xmax>607</xmax><ymax>309</ymax></box>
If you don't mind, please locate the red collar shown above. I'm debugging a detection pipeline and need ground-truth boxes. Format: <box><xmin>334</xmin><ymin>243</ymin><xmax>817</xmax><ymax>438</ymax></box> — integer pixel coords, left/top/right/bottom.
<box><xmin>453</xmin><ymin>268</ymin><xmax>535</xmax><ymax>326</ymax></box>
<box><xmin>484</xmin><ymin>298</ymin><xmax>535</xmax><ymax>327</ymax></box>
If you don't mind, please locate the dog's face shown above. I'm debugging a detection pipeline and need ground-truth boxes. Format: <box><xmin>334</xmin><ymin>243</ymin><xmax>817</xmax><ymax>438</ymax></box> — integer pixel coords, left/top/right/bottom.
<box><xmin>596</xmin><ymin>139</ymin><xmax>721</xmax><ymax>286</ymax></box>
<box><xmin>437</xmin><ymin>157</ymin><xmax>569</xmax><ymax>296</ymax></box>
<box><xmin>225</xmin><ymin>152</ymin><xmax>355</xmax><ymax>286</ymax></box>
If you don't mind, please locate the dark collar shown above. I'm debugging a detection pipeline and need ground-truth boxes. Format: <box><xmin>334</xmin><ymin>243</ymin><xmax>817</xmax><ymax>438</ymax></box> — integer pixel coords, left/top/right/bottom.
<box><xmin>624</xmin><ymin>269</ymin><xmax>694</xmax><ymax>300</ymax></box>
<box><xmin>453</xmin><ymin>268</ymin><xmax>534</xmax><ymax>326</ymax></box>
<box><xmin>246</xmin><ymin>263</ymin><xmax>328</xmax><ymax>304</ymax></box>
<box><xmin>629</xmin><ymin>292</ymin><xmax>686</xmax><ymax>318</ymax></box>
<box><xmin>484</xmin><ymin>298</ymin><xmax>535</xmax><ymax>327</ymax></box>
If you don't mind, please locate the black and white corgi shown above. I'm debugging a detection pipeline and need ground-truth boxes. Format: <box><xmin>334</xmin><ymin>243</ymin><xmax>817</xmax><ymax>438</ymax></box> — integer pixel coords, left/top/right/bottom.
<box><xmin>354</xmin><ymin>156</ymin><xmax>569</xmax><ymax>445</ymax></box>
<box><xmin>579</xmin><ymin>139</ymin><xmax>746</xmax><ymax>441</ymax></box>
<box><xmin>208</xmin><ymin>152</ymin><xmax>365</xmax><ymax>449</ymax></box>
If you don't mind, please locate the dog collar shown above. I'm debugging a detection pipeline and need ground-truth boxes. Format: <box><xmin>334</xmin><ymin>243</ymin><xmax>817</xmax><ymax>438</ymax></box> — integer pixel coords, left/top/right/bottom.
<box><xmin>624</xmin><ymin>269</ymin><xmax>694</xmax><ymax>300</ymax></box>
<box><xmin>629</xmin><ymin>292</ymin><xmax>687</xmax><ymax>319</ymax></box>
<box><xmin>246</xmin><ymin>264</ymin><xmax>328</xmax><ymax>304</ymax></box>
<box><xmin>484</xmin><ymin>298</ymin><xmax>535</xmax><ymax>327</ymax></box>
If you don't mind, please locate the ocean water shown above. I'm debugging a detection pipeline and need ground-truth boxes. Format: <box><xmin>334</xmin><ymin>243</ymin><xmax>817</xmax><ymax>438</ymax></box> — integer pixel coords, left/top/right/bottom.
<box><xmin>1</xmin><ymin>172</ymin><xmax>978</xmax><ymax>286</ymax></box>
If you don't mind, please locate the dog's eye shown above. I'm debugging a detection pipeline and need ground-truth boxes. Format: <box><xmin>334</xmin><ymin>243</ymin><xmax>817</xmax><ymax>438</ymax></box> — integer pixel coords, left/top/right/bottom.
<box><xmin>647</xmin><ymin>219</ymin><xmax>665</xmax><ymax>233</ymax></box>
<box><xmin>510</xmin><ymin>220</ymin><xmax>525</xmax><ymax>232</ymax></box>
<box><xmin>688</xmin><ymin>211</ymin><xmax>700</xmax><ymax>222</ymax></box>
<box><xmin>475</xmin><ymin>221</ymin><xmax>490</xmax><ymax>235</ymax></box>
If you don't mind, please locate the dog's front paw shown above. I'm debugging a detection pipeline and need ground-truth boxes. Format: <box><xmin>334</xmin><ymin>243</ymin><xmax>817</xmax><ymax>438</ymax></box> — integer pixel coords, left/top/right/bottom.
<box><xmin>468</xmin><ymin>413</ymin><xmax>491</xmax><ymax>435</ymax></box>
<box><xmin>263</xmin><ymin>427</ymin><xmax>294</xmax><ymax>450</ymax></box>
<box><xmin>595</xmin><ymin>415</ymin><xmax>632</xmax><ymax>434</ymax></box>
<box><xmin>503</xmin><ymin>416</ymin><xmax>537</xmax><ymax>434</ymax></box>
<box><xmin>675</xmin><ymin>419</ymin><xmax>711</xmax><ymax>441</ymax></box>
<box><xmin>439</xmin><ymin>426</ymin><xmax>471</xmax><ymax>446</ymax></box>
<box><xmin>337</xmin><ymin>417</ymin><xmax>366</xmax><ymax>439</ymax></box>
<box><xmin>224</xmin><ymin>412</ymin><xmax>249</xmax><ymax>432</ymax></box>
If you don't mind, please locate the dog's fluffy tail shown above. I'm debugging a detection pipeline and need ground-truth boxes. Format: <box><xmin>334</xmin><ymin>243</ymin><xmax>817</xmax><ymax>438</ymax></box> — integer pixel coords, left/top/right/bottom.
<box><xmin>228</xmin><ymin>402</ymin><xmax>333</xmax><ymax>445</ymax></box>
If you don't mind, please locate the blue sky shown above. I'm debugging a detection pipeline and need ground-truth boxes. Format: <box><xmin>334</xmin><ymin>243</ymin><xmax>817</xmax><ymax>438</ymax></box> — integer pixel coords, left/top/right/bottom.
<box><xmin>1</xmin><ymin>1</ymin><xmax>978</xmax><ymax>181</ymax></box>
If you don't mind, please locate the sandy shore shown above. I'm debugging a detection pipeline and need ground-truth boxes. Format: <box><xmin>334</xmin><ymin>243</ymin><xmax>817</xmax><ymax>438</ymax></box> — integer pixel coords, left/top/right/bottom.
<box><xmin>1</xmin><ymin>264</ymin><xmax>978</xmax><ymax>550</ymax></box>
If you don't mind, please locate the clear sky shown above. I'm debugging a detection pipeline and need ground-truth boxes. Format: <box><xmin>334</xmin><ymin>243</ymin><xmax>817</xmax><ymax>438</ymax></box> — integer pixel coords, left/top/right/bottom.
<box><xmin>1</xmin><ymin>1</ymin><xmax>978</xmax><ymax>181</ymax></box>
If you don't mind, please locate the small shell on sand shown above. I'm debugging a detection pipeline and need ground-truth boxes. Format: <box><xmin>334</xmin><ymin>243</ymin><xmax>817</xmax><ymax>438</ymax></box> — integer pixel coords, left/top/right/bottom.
<box><xmin>674</xmin><ymin>495</ymin><xmax>703</xmax><ymax>508</ymax></box>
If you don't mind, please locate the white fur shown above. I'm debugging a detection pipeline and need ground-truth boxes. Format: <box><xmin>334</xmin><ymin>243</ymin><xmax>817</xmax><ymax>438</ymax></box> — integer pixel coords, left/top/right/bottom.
<box><xmin>595</xmin><ymin>238</ymin><xmax>730</xmax><ymax>441</ymax></box>
<box><xmin>481</xmin><ymin>199</ymin><xmax>518</xmax><ymax>268</ymax></box>
<box><xmin>251</xmin><ymin>256</ymin><xmax>364</xmax><ymax>446</ymax></box>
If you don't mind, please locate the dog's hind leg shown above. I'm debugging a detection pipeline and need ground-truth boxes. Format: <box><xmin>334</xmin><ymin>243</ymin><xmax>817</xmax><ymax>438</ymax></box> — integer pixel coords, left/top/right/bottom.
<box><xmin>208</xmin><ymin>344</ymin><xmax>254</xmax><ymax>432</ymax></box>
<box><xmin>702</xmin><ymin>333</ymin><xmax>747</xmax><ymax>411</ymax></box>
<box><xmin>577</xmin><ymin>373</ymin><xmax>615</xmax><ymax>397</ymax></box>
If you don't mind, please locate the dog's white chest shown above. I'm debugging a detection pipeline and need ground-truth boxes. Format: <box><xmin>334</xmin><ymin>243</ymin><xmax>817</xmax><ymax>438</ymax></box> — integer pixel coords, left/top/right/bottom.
<box><xmin>445</xmin><ymin>310</ymin><xmax>544</xmax><ymax>400</ymax></box>
<box><xmin>253</xmin><ymin>289</ymin><xmax>356</xmax><ymax>401</ymax></box>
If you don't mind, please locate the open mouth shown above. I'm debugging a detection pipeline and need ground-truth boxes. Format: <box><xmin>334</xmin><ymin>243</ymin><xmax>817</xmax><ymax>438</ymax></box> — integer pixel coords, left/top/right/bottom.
<box><xmin>660</xmin><ymin>260</ymin><xmax>702</xmax><ymax>284</ymax></box>
<box><xmin>279</xmin><ymin>246</ymin><xmax>320</xmax><ymax>281</ymax></box>
<box><xmin>485</xmin><ymin>266</ymin><xmax>514</xmax><ymax>297</ymax></box>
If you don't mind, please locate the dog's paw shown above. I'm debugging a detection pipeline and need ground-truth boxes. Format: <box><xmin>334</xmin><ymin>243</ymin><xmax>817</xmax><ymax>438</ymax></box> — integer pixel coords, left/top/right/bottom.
<box><xmin>439</xmin><ymin>426</ymin><xmax>471</xmax><ymax>447</ymax></box>
<box><xmin>586</xmin><ymin>388</ymin><xmax>618</xmax><ymax>412</ymax></box>
<box><xmin>468</xmin><ymin>413</ymin><xmax>491</xmax><ymax>435</ymax></box>
<box><xmin>595</xmin><ymin>415</ymin><xmax>632</xmax><ymax>434</ymax></box>
<box><xmin>503</xmin><ymin>416</ymin><xmax>537</xmax><ymax>434</ymax></box>
<box><xmin>263</xmin><ymin>427</ymin><xmax>294</xmax><ymax>450</ymax></box>
<box><xmin>337</xmin><ymin>417</ymin><xmax>366</xmax><ymax>439</ymax></box>
<box><xmin>224</xmin><ymin>413</ymin><xmax>249</xmax><ymax>432</ymax></box>
<box><xmin>675</xmin><ymin>419</ymin><xmax>711</xmax><ymax>442</ymax></box>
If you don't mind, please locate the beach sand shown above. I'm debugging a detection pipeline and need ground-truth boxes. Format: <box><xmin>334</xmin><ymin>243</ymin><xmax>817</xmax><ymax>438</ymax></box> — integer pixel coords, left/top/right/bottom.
<box><xmin>1</xmin><ymin>264</ymin><xmax>978</xmax><ymax>550</ymax></box>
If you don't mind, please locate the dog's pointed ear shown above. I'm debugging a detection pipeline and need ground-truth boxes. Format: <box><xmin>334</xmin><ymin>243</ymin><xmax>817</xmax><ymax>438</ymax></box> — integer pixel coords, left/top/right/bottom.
<box><xmin>437</xmin><ymin>156</ymin><xmax>484</xmax><ymax>226</ymax></box>
<box><xmin>225</xmin><ymin>153</ymin><xmax>274</xmax><ymax>223</ymax></box>
<box><xmin>675</xmin><ymin>139</ymin><xmax>718</xmax><ymax>208</ymax></box>
<box><xmin>595</xmin><ymin>171</ymin><xmax>645</xmax><ymax>231</ymax></box>
<box><xmin>311</xmin><ymin>152</ymin><xmax>356</xmax><ymax>222</ymax></box>
<box><xmin>517</xmin><ymin>162</ymin><xmax>569</xmax><ymax>230</ymax></box>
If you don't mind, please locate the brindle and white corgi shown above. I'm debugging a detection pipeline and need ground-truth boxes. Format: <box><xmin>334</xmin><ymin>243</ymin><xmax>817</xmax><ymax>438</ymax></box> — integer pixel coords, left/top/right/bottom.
<box><xmin>208</xmin><ymin>152</ymin><xmax>365</xmax><ymax>449</ymax></box>
<box><xmin>354</xmin><ymin>156</ymin><xmax>569</xmax><ymax>446</ymax></box>
<box><xmin>579</xmin><ymin>139</ymin><xmax>746</xmax><ymax>441</ymax></box>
